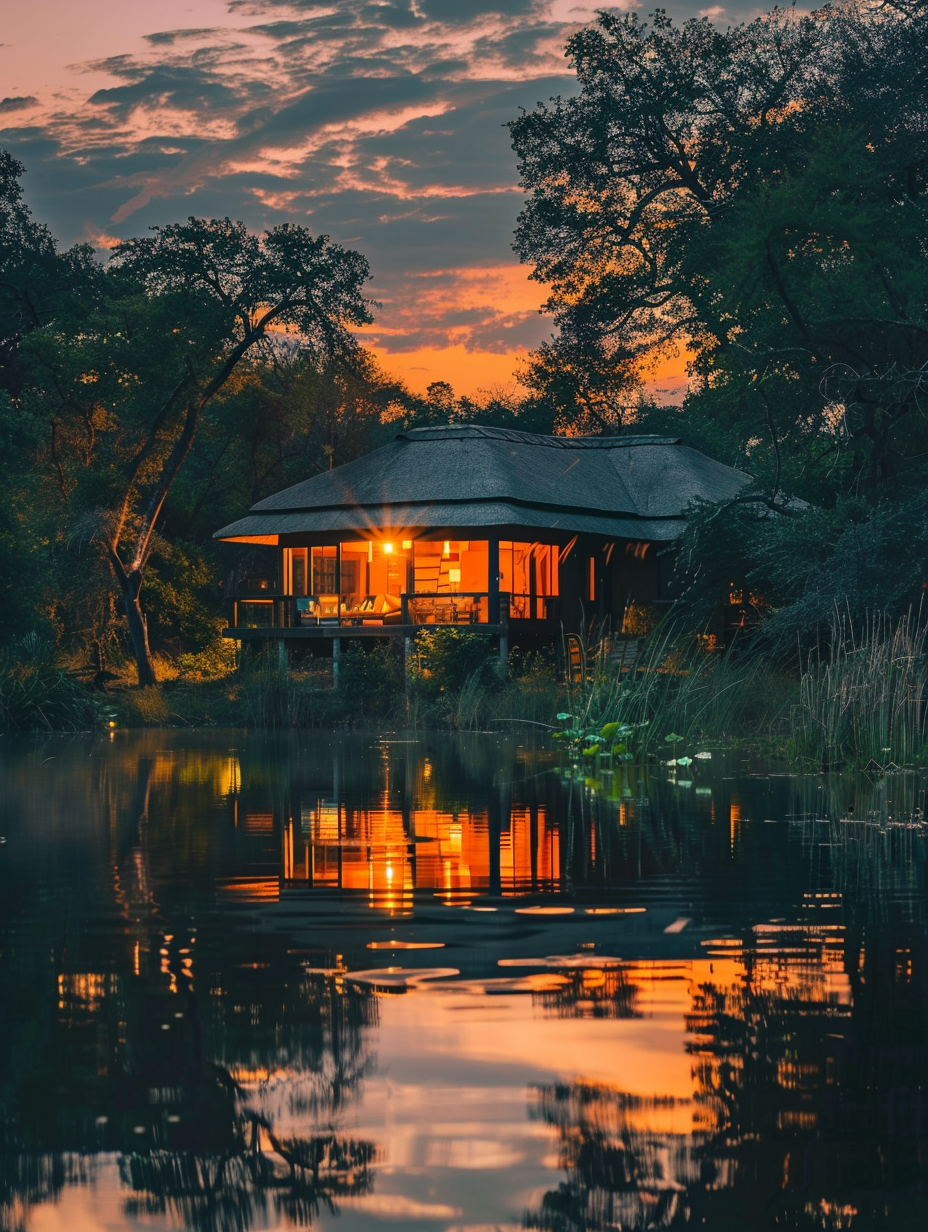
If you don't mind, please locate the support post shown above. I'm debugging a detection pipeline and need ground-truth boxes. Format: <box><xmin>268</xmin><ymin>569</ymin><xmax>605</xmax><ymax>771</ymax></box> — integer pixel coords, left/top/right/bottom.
<box><xmin>498</xmin><ymin>633</ymin><xmax>509</xmax><ymax>681</ymax></box>
<box><xmin>332</xmin><ymin>636</ymin><xmax>341</xmax><ymax>688</ymax></box>
<box><xmin>277</xmin><ymin>637</ymin><xmax>289</xmax><ymax>675</ymax></box>
<box><xmin>488</xmin><ymin>538</ymin><xmax>500</xmax><ymax>625</ymax></box>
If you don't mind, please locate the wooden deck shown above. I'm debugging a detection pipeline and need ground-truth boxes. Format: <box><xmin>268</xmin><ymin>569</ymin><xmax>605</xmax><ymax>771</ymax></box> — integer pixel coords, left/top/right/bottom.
<box><xmin>223</xmin><ymin>623</ymin><xmax>508</xmax><ymax>641</ymax></box>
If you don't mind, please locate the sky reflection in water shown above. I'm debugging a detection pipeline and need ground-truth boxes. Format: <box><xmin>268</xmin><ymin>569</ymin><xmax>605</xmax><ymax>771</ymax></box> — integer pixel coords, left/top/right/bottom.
<box><xmin>0</xmin><ymin>730</ymin><xmax>926</xmax><ymax>1231</ymax></box>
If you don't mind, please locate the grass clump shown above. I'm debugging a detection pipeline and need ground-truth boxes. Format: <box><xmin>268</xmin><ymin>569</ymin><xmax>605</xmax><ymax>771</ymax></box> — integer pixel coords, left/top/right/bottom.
<box><xmin>0</xmin><ymin>634</ymin><xmax>99</xmax><ymax>732</ymax></box>
<box><xmin>558</xmin><ymin>624</ymin><xmax>792</xmax><ymax>762</ymax></box>
<box><xmin>791</xmin><ymin>608</ymin><xmax>928</xmax><ymax>769</ymax></box>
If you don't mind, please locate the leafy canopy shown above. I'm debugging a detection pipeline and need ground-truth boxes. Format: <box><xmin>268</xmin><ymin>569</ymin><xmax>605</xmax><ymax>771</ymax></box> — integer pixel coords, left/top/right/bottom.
<box><xmin>509</xmin><ymin>3</ymin><xmax>928</xmax><ymax>493</ymax></box>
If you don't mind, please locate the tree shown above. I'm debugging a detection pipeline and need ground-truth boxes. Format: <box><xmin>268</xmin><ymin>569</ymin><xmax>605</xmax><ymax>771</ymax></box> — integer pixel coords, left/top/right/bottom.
<box><xmin>0</xmin><ymin>151</ymin><xmax>99</xmax><ymax>393</ymax></box>
<box><xmin>508</xmin><ymin>4</ymin><xmax>928</xmax><ymax>492</ymax></box>
<box><xmin>23</xmin><ymin>217</ymin><xmax>373</xmax><ymax>685</ymax></box>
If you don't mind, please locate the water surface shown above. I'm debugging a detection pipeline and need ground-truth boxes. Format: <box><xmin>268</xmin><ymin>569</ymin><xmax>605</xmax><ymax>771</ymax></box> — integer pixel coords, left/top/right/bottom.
<box><xmin>1</xmin><ymin>730</ymin><xmax>926</xmax><ymax>1230</ymax></box>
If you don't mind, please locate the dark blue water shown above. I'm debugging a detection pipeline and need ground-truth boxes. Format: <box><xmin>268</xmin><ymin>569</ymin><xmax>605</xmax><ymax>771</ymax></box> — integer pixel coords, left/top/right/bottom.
<box><xmin>1</xmin><ymin>730</ymin><xmax>926</xmax><ymax>1230</ymax></box>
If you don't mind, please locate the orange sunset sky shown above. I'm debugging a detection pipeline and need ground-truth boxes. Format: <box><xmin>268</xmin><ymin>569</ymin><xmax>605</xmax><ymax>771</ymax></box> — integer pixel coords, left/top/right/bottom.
<box><xmin>0</xmin><ymin>0</ymin><xmax>748</xmax><ymax>398</ymax></box>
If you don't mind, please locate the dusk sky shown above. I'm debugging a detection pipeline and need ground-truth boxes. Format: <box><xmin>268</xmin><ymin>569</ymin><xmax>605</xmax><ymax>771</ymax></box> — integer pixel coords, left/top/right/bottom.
<box><xmin>2</xmin><ymin>0</ymin><xmax>762</xmax><ymax>396</ymax></box>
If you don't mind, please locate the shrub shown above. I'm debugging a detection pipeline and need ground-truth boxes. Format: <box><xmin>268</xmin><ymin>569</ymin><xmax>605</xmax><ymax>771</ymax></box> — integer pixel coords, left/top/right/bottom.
<box><xmin>118</xmin><ymin>686</ymin><xmax>171</xmax><ymax>727</ymax></box>
<box><xmin>175</xmin><ymin>634</ymin><xmax>238</xmax><ymax>681</ymax></box>
<box><xmin>338</xmin><ymin>641</ymin><xmax>404</xmax><ymax>721</ymax></box>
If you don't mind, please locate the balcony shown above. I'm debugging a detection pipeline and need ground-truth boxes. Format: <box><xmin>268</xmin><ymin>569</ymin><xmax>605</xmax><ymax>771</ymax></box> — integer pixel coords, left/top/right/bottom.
<box><xmin>226</xmin><ymin>592</ymin><xmax>559</xmax><ymax>639</ymax></box>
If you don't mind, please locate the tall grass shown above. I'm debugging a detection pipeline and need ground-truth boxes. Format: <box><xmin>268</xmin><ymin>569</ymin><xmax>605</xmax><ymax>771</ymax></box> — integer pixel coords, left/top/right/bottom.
<box><xmin>561</xmin><ymin>623</ymin><xmax>793</xmax><ymax>757</ymax></box>
<box><xmin>792</xmin><ymin>608</ymin><xmax>928</xmax><ymax>768</ymax></box>
<box><xmin>0</xmin><ymin>635</ymin><xmax>99</xmax><ymax>732</ymax></box>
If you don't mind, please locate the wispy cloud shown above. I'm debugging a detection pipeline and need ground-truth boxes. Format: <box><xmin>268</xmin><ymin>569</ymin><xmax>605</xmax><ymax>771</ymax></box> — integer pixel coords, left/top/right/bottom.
<box><xmin>0</xmin><ymin>0</ymin><xmax>750</xmax><ymax>388</ymax></box>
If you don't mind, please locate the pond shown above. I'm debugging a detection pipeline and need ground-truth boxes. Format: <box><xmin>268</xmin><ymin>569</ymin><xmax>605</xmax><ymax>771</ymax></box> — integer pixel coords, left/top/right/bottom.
<box><xmin>0</xmin><ymin>730</ymin><xmax>926</xmax><ymax>1231</ymax></box>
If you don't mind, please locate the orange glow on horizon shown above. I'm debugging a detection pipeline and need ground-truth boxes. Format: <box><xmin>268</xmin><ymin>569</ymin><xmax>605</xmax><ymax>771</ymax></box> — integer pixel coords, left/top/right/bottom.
<box><xmin>368</xmin><ymin>339</ymin><xmax>690</xmax><ymax>404</ymax></box>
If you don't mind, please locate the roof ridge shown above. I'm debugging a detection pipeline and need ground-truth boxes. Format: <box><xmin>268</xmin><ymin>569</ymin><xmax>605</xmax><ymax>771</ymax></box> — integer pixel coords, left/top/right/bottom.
<box><xmin>398</xmin><ymin>425</ymin><xmax>680</xmax><ymax>449</ymax></box>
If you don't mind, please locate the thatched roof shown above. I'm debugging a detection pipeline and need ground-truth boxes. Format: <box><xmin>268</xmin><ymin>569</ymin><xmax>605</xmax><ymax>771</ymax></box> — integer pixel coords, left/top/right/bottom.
<box><xmin>214</xmin><ymin>425</ymin><xmax>749</xmax><ymax>543</ymax></box>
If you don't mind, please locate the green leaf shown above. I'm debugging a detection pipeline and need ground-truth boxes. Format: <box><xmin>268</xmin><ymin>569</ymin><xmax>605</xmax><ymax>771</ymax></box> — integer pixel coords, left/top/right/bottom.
<box><xmin>665</xmin><ymin>732</ymin><xmax>683</xmax><ymax>743</ymax></box>
<box><xmin>556</xmin><ymin>712</ymin><xmax>573</xmax><ymax>721</ymax></box>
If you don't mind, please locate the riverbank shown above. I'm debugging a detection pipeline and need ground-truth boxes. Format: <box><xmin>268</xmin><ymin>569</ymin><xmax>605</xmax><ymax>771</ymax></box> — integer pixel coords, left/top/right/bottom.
<box><xmin>4</xmin><ymin>614</ymin><xmax>928</xmax><ymax>772</ymax></box>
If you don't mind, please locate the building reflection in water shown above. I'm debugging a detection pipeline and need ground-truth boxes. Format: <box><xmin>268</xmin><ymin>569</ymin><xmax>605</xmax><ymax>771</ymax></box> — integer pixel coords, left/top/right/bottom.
<box><xmin>223</xmin><ymin>738</ymin><xmax>563</xmax><ymax>908</ymax></box>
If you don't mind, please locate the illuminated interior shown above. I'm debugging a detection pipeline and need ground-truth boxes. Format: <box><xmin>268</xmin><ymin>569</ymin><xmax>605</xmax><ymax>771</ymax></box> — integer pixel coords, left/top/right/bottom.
<box><xmin>499</xmin><ymin>541</ymin><xmax>558</xmax><ymax>619</ymax></box>
<box><xmin>283</xmin><ymin>539</ymin><xmax>559</xmax><ymax>624</ymax></box>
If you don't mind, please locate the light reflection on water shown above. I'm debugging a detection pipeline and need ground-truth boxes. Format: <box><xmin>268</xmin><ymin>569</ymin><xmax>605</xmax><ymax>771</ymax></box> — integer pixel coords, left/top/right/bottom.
<box><xmin>0</xmin><ymin>730</ymin><xmax>926</xmax><ymax>1230</ymax></box>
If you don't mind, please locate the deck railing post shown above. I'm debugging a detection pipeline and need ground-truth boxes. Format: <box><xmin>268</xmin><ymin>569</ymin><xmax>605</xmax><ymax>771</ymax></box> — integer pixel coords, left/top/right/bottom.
<box><xmin>332</xmin><ymin>636</ymin><xmax>341</xmax><ymax>688</ymax></box>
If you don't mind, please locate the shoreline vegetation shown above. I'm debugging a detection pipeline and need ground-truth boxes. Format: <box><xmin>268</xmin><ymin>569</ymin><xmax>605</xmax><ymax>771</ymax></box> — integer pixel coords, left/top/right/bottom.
<box><xmin>3</xmin><ymin>615</ymin><xmax>927</xmax><ymax>774</ymax></box>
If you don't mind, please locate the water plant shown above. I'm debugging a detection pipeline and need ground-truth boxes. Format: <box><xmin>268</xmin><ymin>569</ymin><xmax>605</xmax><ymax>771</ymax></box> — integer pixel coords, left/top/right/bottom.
<box><xmin>552</xmin><ymin>713</ymin><xmax>642</xmax><ymax>766</ymax></box>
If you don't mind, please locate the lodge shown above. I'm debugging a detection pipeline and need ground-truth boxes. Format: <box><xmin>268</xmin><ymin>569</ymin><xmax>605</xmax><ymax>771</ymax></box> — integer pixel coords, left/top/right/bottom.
<box><xmin>213</xmin><ymin>424</ymin><xmax>748</xmax><ymax>664</ymax></box>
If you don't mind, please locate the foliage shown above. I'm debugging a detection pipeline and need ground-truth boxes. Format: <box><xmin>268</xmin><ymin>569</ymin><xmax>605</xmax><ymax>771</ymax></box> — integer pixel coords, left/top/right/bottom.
<box><xmin>337</xmin><ymin>642</ymin><xmax>405</xmax><ymax>719</ymax></box>
<box><xmin>174</xmin><ymin>635</ymin><xmax>238</xmax><ymax>682</ymax></box>
<box><xmin>552</xmin><ymin>713</ymin><xmax>641</xmax><ymax>764</ymax></box>
<box><xmin>669</xmin><ymin>488</ymin><xmax>928</xmax><ymax>650</ymax></box>
<box><xmin>553</xmin><ymin>623</ymin><xmax>794</xmax><ymax>765</ymax></box>
<box><xmin>408</xmin><ymin>628</ymin><xmax>504</xmax><ymax>727</ymax></box>
<box><xmin>510</xmin><ymin>4</ymin><xmax>928</xmax><ymax>488</ymax></box>
<box><xmin>0</xmin><ymin>634</ymin><xmax>98</xmax><ymax>732</ymax></box>
<box><xmin>234</xmin><ymin>643</ymin><xmax>404</xmax><ymax>729</ymax></box>
<box><xmin>0</xmin><ymin>150</ymin><xmax>101</xmax><ymax>392</ymax></box>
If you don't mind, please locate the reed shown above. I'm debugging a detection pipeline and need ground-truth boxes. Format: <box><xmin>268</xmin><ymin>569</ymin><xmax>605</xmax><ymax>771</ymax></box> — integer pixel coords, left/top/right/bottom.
<box><xmin>792</xmin><ymin>608</ymin><xmax>928</xmax><ymax>768</ymax></box>
<box><xmin>560</xmin><ymin>623</ymin><xmax>792</xmax><ymax>757</ymax></box>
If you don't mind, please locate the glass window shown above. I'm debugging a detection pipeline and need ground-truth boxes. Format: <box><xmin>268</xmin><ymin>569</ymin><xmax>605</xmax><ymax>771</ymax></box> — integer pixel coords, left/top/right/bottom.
<box><xmin>311</xmin><ymin>546</ymin><xmax>337</xmax><ymax>595</ymax></box>
<box><xmin>285</xmin><ymin>548</ymin><xmax>309</xmax><ymax>596</ymax></box>
<box><xmin>414</xmin><ymin>541</ymin><xmax>487</xmax><ymax>594</ymax></box>
<box><xmin>499</xmin><ymin>542</ymin><xmax>558</xmax><ymax>618</ymax></box>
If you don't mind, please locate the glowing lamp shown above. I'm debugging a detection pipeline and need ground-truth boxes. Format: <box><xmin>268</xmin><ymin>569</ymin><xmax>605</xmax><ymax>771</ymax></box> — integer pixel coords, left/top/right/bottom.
<box><xmin>384</xmin><ymin>542</ymin><xmax>393</xmax><ymax>554</ymax></box>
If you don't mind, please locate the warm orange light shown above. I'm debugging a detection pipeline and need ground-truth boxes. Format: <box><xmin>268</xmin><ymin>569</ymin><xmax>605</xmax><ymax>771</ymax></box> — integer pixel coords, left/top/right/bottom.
<box><xmin>402</xmin><ymin>540</ymin><xmax>413</xmax><ymax>549</ymax></box>
<box><xmin>443</xmin><ymin>540</ymin><xmax>451</xmax><ymax>557</ymax></box>
<box><xmin>384</xmin><ymin>542</ymin><xmax>393</xmax><ymax>554</ymax></box>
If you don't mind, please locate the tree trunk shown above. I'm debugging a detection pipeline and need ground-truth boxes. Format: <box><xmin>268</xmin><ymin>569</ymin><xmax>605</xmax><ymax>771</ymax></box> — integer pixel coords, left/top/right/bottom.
<box><xmin>118</xmin><ymin>567</ymin><xmax>157</xmax><ymax>687</ymax></box>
